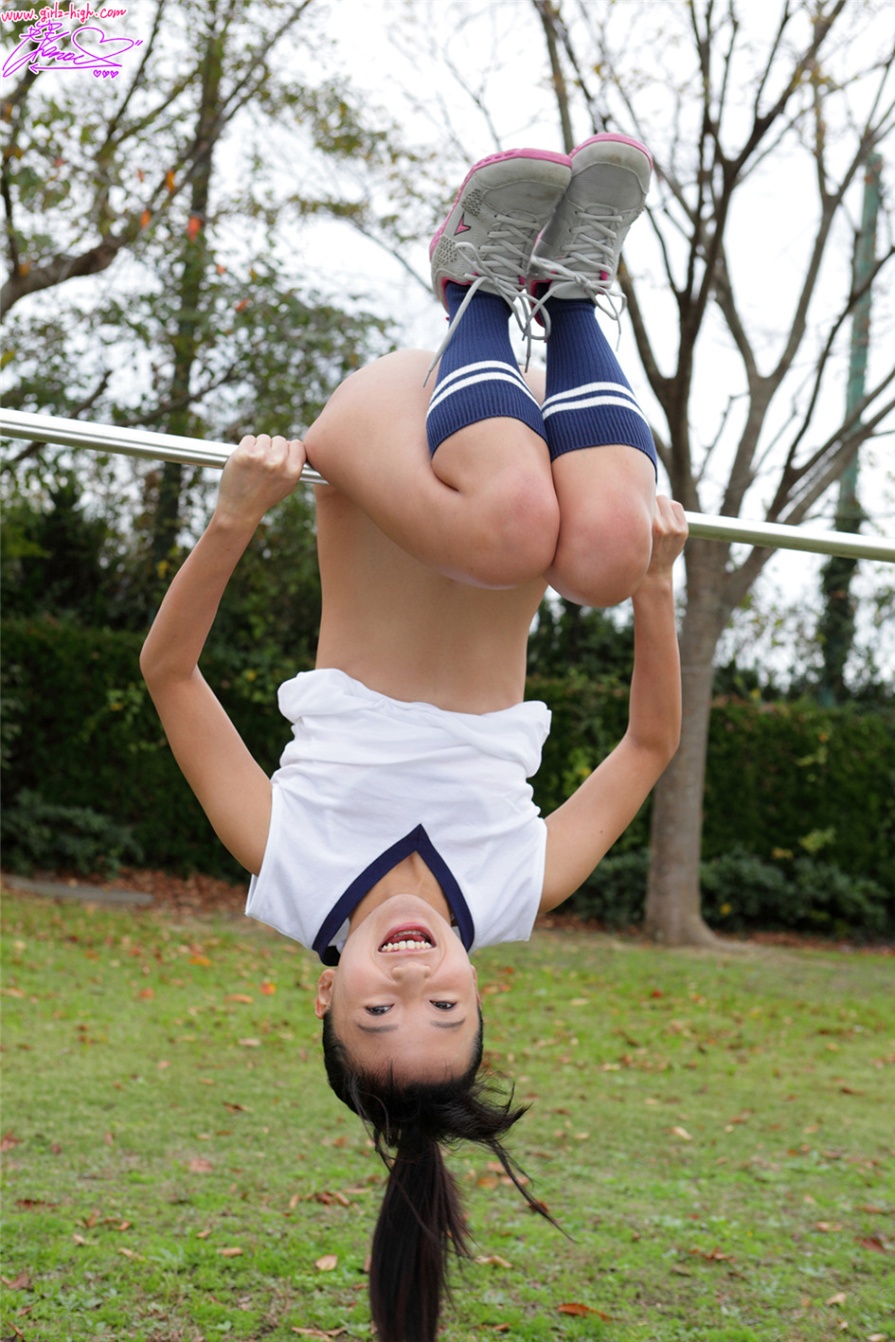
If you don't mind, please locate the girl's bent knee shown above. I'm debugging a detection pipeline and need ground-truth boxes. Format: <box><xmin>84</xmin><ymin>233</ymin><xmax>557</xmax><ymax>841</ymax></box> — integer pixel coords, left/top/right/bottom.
<box><xmin>550</xmin><ymin>511</ymin><xmax>653</xmax><ymax>607</ymax></box>
<box><xmin>472</xmin><ymin>476</ymin><xmax>560</xmax><ymax>587</ymax></box>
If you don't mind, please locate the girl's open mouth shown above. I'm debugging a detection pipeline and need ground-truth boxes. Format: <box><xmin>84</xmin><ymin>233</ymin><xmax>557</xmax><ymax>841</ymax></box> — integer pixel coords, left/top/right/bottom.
<box><xmin>378</xmin><ymin>925</ymin><xmax>435</xmax><ymax>953</ymax></box>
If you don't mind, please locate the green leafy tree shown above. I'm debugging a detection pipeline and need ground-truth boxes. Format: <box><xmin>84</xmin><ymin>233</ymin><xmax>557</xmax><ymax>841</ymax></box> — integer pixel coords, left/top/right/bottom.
<box><xmin>1</xmin><ymin>0</ymin><xmax>423</xmax><ymax>633</ymax></box>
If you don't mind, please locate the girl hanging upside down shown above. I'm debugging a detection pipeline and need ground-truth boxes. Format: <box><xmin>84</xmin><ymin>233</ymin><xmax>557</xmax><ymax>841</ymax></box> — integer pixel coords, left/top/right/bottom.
<box><xmin>141</xmin><ymin>133</ymin><xmax>688</xmax><ymax>1342</ymax></box>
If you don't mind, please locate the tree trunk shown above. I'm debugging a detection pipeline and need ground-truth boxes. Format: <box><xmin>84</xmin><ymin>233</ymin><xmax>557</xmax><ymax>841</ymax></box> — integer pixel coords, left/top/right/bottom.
<box><xmin>149</xmin><ymin>17</ymin><xmax>223</xmax><ymax>587</ymax></box>
<box><xmin>644</xmin><ymin>542</ymin><xmax>731</xmax><ymax>945</ymax></box>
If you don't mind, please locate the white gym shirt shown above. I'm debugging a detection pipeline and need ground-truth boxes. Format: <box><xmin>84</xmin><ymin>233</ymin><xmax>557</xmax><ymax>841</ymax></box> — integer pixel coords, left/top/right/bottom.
<box><xmin>245</xmin><ymin>669</ymin><xmax>550</xmax><ymax>964</ymax></box>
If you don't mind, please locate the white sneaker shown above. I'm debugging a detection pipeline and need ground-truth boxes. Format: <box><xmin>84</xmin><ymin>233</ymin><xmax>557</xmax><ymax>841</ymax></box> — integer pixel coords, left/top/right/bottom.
<box><xmin>529</xmin><ymin>134</ymin><xmax>652</xmax><ymax>304</ymax></box>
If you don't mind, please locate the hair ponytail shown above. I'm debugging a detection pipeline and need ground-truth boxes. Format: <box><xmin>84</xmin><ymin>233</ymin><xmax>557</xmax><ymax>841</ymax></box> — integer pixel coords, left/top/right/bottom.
<box><xmin>322</xmin><ymin>1011</ymin><xmax>558</xmax><ymax>1342</ymax></box>
<box><xmin>369</xmin><ymin>1131</ymin><xmax>469</xmax><ymax>1342</ymax></box>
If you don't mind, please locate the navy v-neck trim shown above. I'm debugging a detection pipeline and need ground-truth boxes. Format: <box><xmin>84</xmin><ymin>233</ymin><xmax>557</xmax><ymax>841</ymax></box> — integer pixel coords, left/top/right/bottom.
<box><xmin>312</xmin><ymin>824</ymin><xmax>474</xmax><ymax>966</ymax></box>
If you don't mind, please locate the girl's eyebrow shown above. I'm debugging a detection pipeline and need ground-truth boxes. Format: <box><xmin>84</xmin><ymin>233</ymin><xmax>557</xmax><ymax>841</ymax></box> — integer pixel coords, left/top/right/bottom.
<box><xmin>356</xmin><ymin>1018</ymin><xmax>467</xmax><ymax>1035</ymax></box>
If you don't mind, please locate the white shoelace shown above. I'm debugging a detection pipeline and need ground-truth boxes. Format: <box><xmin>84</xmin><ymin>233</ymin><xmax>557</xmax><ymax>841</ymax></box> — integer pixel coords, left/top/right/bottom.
<box><xmin>533</xmin><ymin>201</ymin><xmax>637</xmax><ymax>340</ymax></box>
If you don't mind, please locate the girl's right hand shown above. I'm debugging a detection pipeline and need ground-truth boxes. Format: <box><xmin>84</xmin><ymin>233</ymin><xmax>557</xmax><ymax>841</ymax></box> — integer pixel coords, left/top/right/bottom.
<box><xmin>215</xmin><ymin>434</ymin><xmax>306</xmax><ymax>528</ymax></box>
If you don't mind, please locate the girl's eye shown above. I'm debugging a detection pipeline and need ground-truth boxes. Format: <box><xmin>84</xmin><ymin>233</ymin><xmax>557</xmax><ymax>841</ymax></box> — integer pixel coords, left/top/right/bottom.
<box><xmin>365</xmin><ymin>1005</ymin><xmax>392</xmax><ymax>1016</ymax></box>
<box><xmin>431</xmin><ymin>1001</ymin><xmax>457</xmax><ymax>1011</ymax></box>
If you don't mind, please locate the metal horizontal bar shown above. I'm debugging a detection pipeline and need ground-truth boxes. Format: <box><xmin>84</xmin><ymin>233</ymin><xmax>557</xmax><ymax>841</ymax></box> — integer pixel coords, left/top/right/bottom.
<box><xmin>2</xmin><ymin>406</ymin><xmax>893</xmax><ymax>563</ymax></box>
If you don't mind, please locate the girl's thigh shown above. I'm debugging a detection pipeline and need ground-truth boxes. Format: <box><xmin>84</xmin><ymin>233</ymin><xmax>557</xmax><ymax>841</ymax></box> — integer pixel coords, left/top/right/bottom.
<box><xmin>546</xmin><ymin>444</ymin><xmax>657</xmax><ymax>607</ymax></box>
<box><xmin>304</xmin><ymin>350</ymin><xmax>559</xmax><ymax>588</ymax></box>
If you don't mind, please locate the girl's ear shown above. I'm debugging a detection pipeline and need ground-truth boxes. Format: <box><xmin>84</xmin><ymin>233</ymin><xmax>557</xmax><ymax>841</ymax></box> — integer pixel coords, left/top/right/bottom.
<box><xmin>315</xmin><ymin>968</ymin><xmax>336</xmax><ymax>1019</ymax></box>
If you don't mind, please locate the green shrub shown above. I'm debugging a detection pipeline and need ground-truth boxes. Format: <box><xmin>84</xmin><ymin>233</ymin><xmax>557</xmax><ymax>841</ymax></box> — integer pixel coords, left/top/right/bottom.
<box><xmin>699</xmin><ymin>849</ymin><xmax>792</xmax><ymax>928</ymax></box>
<box><xmin>568</xmin><ymin>851</ymin><xmax>650</xmax><ymax>927</ymax></box>
<box><xmin>699</xmin><ymin>848</ymin><xmax>892</xmax><ymax>937</ymax></box>
<box><xmin>565</xmin><ymin>848</ymin><xmax>893</xmax><ymax>939</ymax></box>
<box><xmin>2</xmin><ymin>789</ymin><xmax>143</xmax><ymax>876</ymax></box>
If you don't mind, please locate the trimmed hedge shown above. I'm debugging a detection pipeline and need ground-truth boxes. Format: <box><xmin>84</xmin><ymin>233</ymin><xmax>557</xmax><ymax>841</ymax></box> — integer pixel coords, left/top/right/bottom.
<box><xmin>526</xmin><ymin>675</ymin><xmax>894</xmax><ymax>894</ymax></box>
<box><xmin>2</xmin><ymin>620</ymin><xmax>893</xmax><ymax>926</ymax></box>
<box><xmin>1</xmin><ymin>616</ymin><xmax>306</xmax><ymax>878</ymax></box>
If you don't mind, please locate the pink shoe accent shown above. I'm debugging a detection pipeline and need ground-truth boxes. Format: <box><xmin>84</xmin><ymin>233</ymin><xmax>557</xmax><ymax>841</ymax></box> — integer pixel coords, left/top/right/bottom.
<box><xmin>572</xmin><ymin>131</ymin><xmax>653</xmax><ymax>169</ymax></box>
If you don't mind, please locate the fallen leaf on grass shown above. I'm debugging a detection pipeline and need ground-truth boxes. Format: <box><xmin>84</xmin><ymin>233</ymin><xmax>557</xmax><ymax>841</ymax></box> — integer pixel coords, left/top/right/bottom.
<box><xmin>1</xmin><ymin>1131</ymin><xmax>22</xmax><ymax>1151</ymax></box>
<box><xmin>190</xmin><ymin>954</ymin><xmax>211</xmax><ymax>966</ymax></box>
<box><xmin>671</xmin><ymin>1126</ymin><xmax>693</xmax><ymax>1141</ymax></box>
<box><xmin>815</xmin><ymin>1221</ymin><xmax>844</xmax><ymax>1232</ymax></box>
<box><xmin>260</xmin><ymin>981</ymin><xmax>277</xmax><ymax>995</ymax></box>
<box><xmin>118</xmin><ymin>1248</ymin><xmax>144</xmax><ymax>1261</ymax></box>
<box><xmin>858</xmin><ymin>1236</ymin><xmax>891</xmax><ymax>1253</ymax></box>
<box><xmin>226</xmin><ymin>994</ymin><xmax>254</xmax><ymax>1004</ymax></box>
<box><xmin>825</xmin><ymin>1292</ymin><xmax>847</xmax><ymax>1306</ymax></box>
<box><xmin>238</xmin><ymin>1038</ymin><xmax>261</xmax><ymax>1048</ymax></box>
<box><xmin>690</xmin><ymin>1247</ymin><xmax>734</xmax><ymax>1262</ymax></box>
<box><xmin>309</xmin><ymin>1190</ymin><xmax>351</xmax><ymax>1208</ymax></box>
<box><xmin>475</xmin><ymin>1254</ymin><xmax>512</xmax><ymax>1268</ymax></box>
<box><xmin>218</xmin><ymin>1247</ymin><xmax>243</xmax><ymax>1258</ymax></box>
<box><xmin>315</xmin><ymin>1254</ymin><xmax>338</xmax><ymax>1271</ymax></box>
<box><xmin>290</xmin><ymin>1328</ymin><xmax>346</xmax><ymax>1338</ymax></box>
<box><xmin>558</xmin><ymin>1303</ymin><xmax>613</xmax><ymax>1321</ymax></box>
<box><xmin>196</xmin><ymin>1229</ymin><xmax>212</xmax><ymax>1239</ymax></box>
<box><xmin>187</xmin><ymin>1157</ymin><xmax>214</xmax><ymax>1173</ymax></box>
<box><xmin>1</xmin><ymin>1272</ymin><xmax>31</xmax><ymax>1290</ymax></box>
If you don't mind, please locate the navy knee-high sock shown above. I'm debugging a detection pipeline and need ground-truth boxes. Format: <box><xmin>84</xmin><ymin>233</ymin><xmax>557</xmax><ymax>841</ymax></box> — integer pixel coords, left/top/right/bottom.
<box><xmin>541</xmin><ymin>298</ymin><xmax>656</xmax><ymax>471</ymax></box>
<box><xmin>426</xmin><ymin>284</ymin><xmax>546</xmax><ymax>456</ymax></box>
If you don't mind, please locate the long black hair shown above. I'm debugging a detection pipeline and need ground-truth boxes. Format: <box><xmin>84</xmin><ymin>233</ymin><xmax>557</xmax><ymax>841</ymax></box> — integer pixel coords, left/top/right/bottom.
<box><xmin>321</xmin><ymin>1009</ymin><xmax>556</xmax><ymax>1342</ymax></box>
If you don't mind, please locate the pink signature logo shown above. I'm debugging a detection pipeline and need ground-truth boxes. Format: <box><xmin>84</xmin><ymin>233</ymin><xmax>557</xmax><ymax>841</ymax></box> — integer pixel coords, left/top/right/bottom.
<box><xmin>2</xmin><ymin>16</ymin><xmax>142</xmax><ymax>78</ymax></box>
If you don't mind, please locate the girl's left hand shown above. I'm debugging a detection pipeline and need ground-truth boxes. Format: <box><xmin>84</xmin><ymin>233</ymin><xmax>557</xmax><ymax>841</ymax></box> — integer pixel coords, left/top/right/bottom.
<box><xmin>645</xmin><ymin>495</ymin><xmax>688</xmax><ymax>577</ymax></box>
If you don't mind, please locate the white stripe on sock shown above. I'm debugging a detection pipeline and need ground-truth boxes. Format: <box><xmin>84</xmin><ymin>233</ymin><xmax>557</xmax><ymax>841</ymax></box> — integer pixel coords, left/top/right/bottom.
<box><xmin>433</xmin><ymin>358</ymin><xmax>529</xmax><ymax>393</ymax></box>
<box><xmin>542</xmin><ymin>380</ymin><xmax>640</xmax><ymax>410</ymax></box>
<box><xmin>427</xmin><ymin>368</ymin><xmax>540</xmax><ymax>417</ymax></box>
<box><xmin>541</xmin><ymin>393</ymin><xmax>651</xmax><ymax>425</ymax></box>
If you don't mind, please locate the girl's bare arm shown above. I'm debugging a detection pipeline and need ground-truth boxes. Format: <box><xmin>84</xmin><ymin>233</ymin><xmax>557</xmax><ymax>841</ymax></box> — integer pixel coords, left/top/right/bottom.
<box><xmin>539</xmin><ymin>496</ymin><xmax>687</xmax><ymax>911</ymax></box>
<box><xmin>140</xmin><ymin>435</ymin><xmax>305</xmax><ymax>874</ymax></box>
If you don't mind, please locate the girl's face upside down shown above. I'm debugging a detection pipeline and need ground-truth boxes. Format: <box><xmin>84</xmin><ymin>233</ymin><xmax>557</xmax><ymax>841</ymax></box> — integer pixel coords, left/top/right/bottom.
<box><xmin>315</xmin><ymin>892</ymin><xmax>481</xmax><ymax>1082</ymax></box>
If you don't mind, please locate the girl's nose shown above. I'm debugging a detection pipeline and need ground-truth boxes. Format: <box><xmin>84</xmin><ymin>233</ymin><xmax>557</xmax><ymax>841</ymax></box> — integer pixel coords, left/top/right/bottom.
<box><xmin>391</xmin><ymin>960</ymin><xmax>431</xmax><ymax>984</ymax></box>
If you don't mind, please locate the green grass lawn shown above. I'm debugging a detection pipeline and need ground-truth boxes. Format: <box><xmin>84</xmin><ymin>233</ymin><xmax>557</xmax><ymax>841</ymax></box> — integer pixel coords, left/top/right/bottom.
<box><xmin>2</xmin><ymin>889</ymin><xmax>893</xmax><ymax>1342</ymax></box>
